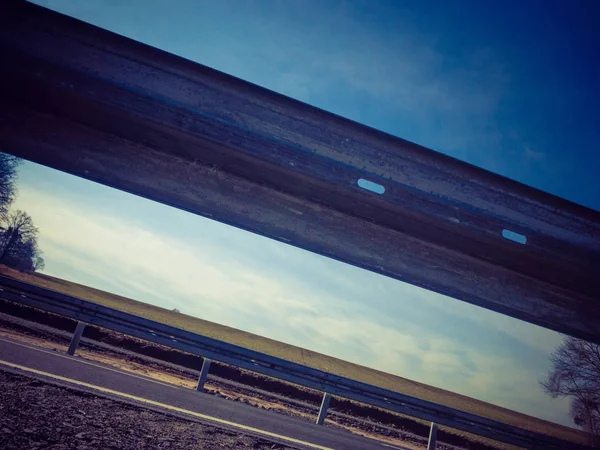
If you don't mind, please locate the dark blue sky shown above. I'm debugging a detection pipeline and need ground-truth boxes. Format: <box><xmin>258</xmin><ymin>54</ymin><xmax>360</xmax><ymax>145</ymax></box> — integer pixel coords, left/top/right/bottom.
<box><xmin>22</xmin><ymin>0</ymin><xmax>600</xmax><ymax>426</ymax></box>
<box><xmin>329</xmin><ymin>0</ymin><xmax>600</xmax><ymax>209</ymax></box>
<box><xmin>415</xmin><ymin>0</ymin><xmax>600</xmax><ymax>208</ymax></box>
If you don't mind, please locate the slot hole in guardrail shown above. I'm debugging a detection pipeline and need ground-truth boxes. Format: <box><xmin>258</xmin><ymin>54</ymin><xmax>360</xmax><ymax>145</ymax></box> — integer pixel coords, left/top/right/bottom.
<box><xmin>502</xmin><ymin>229</ymin><xmax>527</xmax><ymax>244</ymax></box>
<box><xmin>357</xmin><ymin>178</ymin><xmax>385</xmax><ymax>194</ymax></box>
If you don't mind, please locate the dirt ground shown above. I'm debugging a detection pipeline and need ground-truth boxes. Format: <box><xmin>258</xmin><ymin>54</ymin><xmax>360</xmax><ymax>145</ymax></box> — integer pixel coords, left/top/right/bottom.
<box><xmin>0</xmin><ymin>369</ymin><xmax>293</xmax><ymax>450</ymax></box>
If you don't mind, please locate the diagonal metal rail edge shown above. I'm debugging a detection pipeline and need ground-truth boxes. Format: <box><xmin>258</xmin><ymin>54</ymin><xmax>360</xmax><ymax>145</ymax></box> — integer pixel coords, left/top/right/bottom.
<box><xmin>0</xmin><ymin>1</ymin><xmax>599</xmax><ymax>343</ymax></box>
<box><xmin>0</xmin><ymin>275</ymin><xmax>589</xmax><ymax>450</ymax></box>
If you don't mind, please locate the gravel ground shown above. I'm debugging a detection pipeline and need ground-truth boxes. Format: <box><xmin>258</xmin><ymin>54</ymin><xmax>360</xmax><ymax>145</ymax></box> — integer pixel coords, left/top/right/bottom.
<box><xmin>0</xmin><ymin>369</ymin><xmax>292</xmax><ymax>450</ymax></box>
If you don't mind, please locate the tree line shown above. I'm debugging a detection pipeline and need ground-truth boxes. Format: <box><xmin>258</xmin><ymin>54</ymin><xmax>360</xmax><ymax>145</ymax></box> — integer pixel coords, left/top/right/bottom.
<box><xmin>0</xmin><ymin>153</ymin><xmax>44</xmax><ymax>272</ymax></box>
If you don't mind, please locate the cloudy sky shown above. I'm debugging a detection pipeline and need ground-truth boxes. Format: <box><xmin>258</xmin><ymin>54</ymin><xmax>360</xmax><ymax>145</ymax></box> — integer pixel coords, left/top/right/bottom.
<box><xmin>19</xmin><ymin>0</ymin><xmax>600</xmax><ymax>427</ymax></box>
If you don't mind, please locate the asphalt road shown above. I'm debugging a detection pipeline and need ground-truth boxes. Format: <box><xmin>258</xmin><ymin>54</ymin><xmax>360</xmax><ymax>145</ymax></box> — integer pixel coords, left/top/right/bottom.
<box><xmin>0</xmin><ymin>336</ymin><xmax>406</xmax><ymax>450</ymax></box>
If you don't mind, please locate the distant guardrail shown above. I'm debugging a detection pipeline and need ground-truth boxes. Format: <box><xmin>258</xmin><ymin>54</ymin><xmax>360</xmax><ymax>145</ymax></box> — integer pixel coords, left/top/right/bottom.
<box><xmin>0</xmin><ymin>275</ymin><xmax>589</xmax><ymax>450</ymax></box>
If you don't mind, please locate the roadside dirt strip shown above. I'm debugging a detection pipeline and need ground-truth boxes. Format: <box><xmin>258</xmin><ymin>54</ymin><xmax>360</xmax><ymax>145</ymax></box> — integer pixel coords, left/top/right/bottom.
<box><xmin>0</xmin><ymin>369</ymin><xmax>295</xmax><ymax>450</ymax></box>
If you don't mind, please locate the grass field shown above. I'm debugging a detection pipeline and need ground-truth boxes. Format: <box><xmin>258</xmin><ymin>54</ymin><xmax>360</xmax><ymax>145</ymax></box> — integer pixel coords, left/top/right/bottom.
<box><xmin>0</xmin><ymin>265</ymin><xmax>588</xmax><ymax>447</ymax></box>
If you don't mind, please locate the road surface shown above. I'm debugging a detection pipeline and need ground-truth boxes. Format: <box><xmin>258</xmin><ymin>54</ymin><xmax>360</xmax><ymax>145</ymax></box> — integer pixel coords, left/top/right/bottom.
<box><xmin>0</xmin><ymin>336</ymin><xmax>408</xmax><ymax>450</ymax></box>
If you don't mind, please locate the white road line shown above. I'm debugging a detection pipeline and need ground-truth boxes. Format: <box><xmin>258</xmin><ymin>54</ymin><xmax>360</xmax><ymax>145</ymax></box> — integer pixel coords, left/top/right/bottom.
<box><xmin>0</xmin><ymin>336</ymin><xmax>179</xmax><ymax>389</ymax></box>
<box><xmin>381</xmin><ymin>444</ymin><xmax>409</xmax><ymax>449</ymax></box>
<box><xmin>0</xmin><ymin>359</ymin><xmax>333</xmax><ymax>450</ymax></box>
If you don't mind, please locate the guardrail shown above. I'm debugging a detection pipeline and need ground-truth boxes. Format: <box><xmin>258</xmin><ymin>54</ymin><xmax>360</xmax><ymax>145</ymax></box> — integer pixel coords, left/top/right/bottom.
<box><xmin>1</xmin><ymin>0</ymin><xmax>599</xmax><ymax>345</ymax></box>
<box><xmin>0</xmin><ymin>275</ymin><xmax>588</xmax><ymax>450</ymax></box>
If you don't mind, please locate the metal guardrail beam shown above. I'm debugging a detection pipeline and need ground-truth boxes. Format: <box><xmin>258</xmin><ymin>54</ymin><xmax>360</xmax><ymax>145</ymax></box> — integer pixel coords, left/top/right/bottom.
<box><xmin>0</xmin><ymin>275</ymin><xmax>590</xmax><ymax>450</ymax></box>
<box><xmin>0</xmin><ymin>2</ymin><xmax>599</xmax><ymax>342</ymax></box>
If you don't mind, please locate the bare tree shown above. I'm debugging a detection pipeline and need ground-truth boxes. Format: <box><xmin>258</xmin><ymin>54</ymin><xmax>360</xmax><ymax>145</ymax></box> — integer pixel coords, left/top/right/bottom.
<box><xmin>0</xmin><ymin>210</ymin><xmax>37</xmax><ymax>258</ymax></box>
<box><xmin>0</xmin><ymin>210</ymin><xmax>44</xmax><ymax>272</ymax></box>
<box><xmin>0</xmin><ymin>153</ymin><xmax>20</xmax><ymax>218</ymax></box>
<box><xmin>3</xmin><ymin>237</ymin><xmax>45</xmax><ymax>272</ymax></box>
<box><xmin>541</xmin><ymin>337</ymin><xmax>600</xmax><ymax>447</ymax></box>
<box><xmin>33</xmin><ymin>254</ymin><xmax>45</xmax><ymax>271</ymax></box>
<box><xmin>0</xmin><ymin>156</ymin><xmax>44</xmax><ymax>272</ymax></box>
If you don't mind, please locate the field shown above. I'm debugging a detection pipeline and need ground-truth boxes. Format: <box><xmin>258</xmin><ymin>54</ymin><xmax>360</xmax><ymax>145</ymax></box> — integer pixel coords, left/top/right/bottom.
<box><xmin>0</xmin><ymin>265</ymin><xmax>588</xmax><ymax>447</ymax></box>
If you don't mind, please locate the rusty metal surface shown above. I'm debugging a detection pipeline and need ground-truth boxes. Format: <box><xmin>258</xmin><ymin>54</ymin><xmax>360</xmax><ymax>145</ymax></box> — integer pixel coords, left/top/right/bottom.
<box><xmin>0</xmin><ymin>2</ymin><xmax>599</xmax><ymax>342</ymax></box>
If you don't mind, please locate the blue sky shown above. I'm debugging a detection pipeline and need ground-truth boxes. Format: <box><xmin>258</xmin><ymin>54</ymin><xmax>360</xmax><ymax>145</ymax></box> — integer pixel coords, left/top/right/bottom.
<box><xmin>18</xmin><ymin>0</ymin><xmax>600</xmax><ymax>427</ymax></box>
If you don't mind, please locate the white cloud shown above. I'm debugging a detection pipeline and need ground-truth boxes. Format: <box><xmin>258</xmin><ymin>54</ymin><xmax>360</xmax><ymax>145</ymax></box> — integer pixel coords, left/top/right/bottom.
<box><xmin>413</xmin><ymin>288</ymin><xmax>565</xmax><ymax>356</ymax></box>
<box><xmin>524</xmin><ymin>146</ymin><xmax>545</xmax><ymax>161</ymax></box>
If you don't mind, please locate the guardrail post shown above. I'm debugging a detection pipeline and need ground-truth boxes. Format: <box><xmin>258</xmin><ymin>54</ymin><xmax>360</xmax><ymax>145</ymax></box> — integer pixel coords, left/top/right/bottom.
<box><xmin>427</xmin><ymin>422</ymin><xmax>438</xmax><ymax>450</ymax></box>
<box><xmin>195</xmin><ymin>358</ymin><xmax>212</xmax><ymax>392</ymax></box>
<box><xmin>67</xmin><ymin>321</ymin><xmax>86</xmax><ymax>356</ymax></box>
<box><xmin>316</xmin><ymin>392</ymin><xmax>331</xmax><ymax>425</ymax></box>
